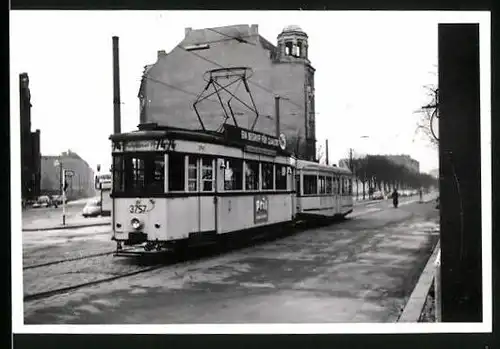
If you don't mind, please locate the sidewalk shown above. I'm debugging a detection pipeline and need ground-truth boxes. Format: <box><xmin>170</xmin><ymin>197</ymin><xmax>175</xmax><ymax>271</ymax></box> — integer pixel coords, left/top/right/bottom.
<box><xmin>23</xmin><ymin>215</ymin><xmax>111</xmax><ymax>232</ymax></box>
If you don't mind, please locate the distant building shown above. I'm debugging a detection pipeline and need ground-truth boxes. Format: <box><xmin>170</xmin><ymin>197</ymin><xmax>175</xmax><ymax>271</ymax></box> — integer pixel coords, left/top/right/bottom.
<box><xmin>40</xmin><ymin>150</ymin><xmax>96</xmax><ymax>200</ymax></box>
<box><xmin>20</xmin><ymin>73</ymin><xmax>41</xmax><ymax>201</ymax></box>
<box><xmin>138</xmin><ymin>24</ymin><xmax>317</xmax><ymax>161</ymax></box>
<box><xmin>429</xmin><ymin>168</ymin><xmax>439</xmax><ymax>179</ymax></box>
<box><xmin>385</xmin><ymin>154</ymin><xmax>420</xmax><ymax>173</ymax></box>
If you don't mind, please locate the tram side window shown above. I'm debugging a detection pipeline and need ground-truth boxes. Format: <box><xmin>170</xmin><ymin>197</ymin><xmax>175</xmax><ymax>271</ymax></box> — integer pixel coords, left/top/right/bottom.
<box><xmin>303</xmin><ymin>175</ymin><xmax>318</xmax><ymax>195</ymax></box>
<box><xmin>262</xmin><ymin>163</ymin><xmax>274</xmax><ymax>190</ymax></box>
<box><xmin>187</xmin><ymin>156</ymin><xmax>198</xmax><ymax>192</ymax></box>
<box><xmin>201</xmin><ymin>157</ymin><xmax>214</xmax><ymax>191</ymax></box>
<box><xmin>224</xmin><ymin>159</ymin><xmax>243</xmax><ymax>190</ymax></box>
<box><xmin>319</xmin><ymin>176</ymin><xmax>326</xmax><ymax>194</ymax></box>
<box><xmin>245</xmin><ymin>161</ymin><xmax>259</xmax><ymax>190</ymax></box>
<box><xmin>326</xmin><ymin>176</ymin><xmax>333</xmax><ymax>194</ymax></box>
<box><xmin>168</xmin><ymin>153</ymin><xmax>185</xmax><ymax>191</ymax></box>
<box><xmin>335</xmin><ymin>177</ymin><xmax>340</xmax><ymax>195</ymax></box>
<box><xmin>276</xmin><ymin>165</ymin><xmax>287</xmax><ymax>190</ymax></box>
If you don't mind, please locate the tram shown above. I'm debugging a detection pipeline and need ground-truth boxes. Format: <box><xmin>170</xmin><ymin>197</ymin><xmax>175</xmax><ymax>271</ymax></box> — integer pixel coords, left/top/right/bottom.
<box><xmin>109</xmin><ymin>122</ymin><xmax>353</xmax><ymax>255</ymax></box>
<box><xmin>295</xmin><ymin>159</ymin><xmax>353</xmax><ymax>220</ymax></box>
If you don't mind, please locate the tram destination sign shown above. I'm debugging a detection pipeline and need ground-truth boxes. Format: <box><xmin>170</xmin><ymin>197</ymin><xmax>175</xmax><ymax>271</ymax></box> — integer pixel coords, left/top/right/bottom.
<box><xmin>224</xmin><ymin>124</ymin><xmax>283</xmax><ymax>150</ymax></box>
<box><xmin>113</xmin><ymin>139</ymin><xmax>173</xmax><ymax>152</ymax></box>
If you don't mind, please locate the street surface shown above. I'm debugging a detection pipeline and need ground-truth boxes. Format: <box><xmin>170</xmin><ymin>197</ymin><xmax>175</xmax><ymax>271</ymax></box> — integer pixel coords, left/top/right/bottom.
<box><xmin>23</xmin><ymin>194</ymin><xmax>439</xmax><ymax>324</ymax></box>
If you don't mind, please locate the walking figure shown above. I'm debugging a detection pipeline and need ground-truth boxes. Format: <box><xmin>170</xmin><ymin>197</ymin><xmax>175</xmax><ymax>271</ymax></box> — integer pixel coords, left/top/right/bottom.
<box><xmin>419</xmin><ymin>187</ymin><xmax>423</xmax><ymax>203</ymax></box>
<box><xmin>392</xmin><ymin>188</ymin><xmax>399</xmax><ymax>208</ymax></box>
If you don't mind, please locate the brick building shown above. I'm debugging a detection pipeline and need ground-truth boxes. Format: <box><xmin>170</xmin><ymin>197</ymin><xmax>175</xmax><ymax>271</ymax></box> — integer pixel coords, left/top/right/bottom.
<box><xmin>138</xmin><ymin>24</ymin><xmax>317</xmax><ymax>160</ymax></box>
<box><xmin>40</xmin><ymin>150</ymin><xmax>96</xmax><ymax>200</ymax></box>
<box><xmin>20</xmin><ymin>73</ymin><xmax>41</xmax><ymax>201</ymax></box>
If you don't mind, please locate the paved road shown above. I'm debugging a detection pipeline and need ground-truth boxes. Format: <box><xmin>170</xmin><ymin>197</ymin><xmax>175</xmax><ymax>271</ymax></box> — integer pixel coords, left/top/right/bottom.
<box><xmin>23</xmin><ymin>196</ymin><xmax>439</xmax><ymax>324</ymax></box>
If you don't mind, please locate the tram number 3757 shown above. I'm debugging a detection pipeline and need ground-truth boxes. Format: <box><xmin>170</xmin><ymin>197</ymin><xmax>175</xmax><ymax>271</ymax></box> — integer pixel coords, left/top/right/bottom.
<box><xmin>129</xmin><ymin>204</ymin><xmax>147</xmax><ymax>214</ymax></box>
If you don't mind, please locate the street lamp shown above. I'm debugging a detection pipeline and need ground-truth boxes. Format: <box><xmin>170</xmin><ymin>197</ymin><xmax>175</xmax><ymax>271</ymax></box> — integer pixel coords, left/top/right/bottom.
<box><xmin>54</xmin><ymin>159</ymin><xmax>67</xmax><ymax>225</ymax></box>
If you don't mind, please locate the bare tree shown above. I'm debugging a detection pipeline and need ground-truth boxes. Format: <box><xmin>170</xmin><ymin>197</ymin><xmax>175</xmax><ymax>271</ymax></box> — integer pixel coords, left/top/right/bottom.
<box><xmin>415</xmin><ymin>85</ymin><xmax>439</xmax><ymax>149</ymax></box>
<box><xmin>316</xmin><ymin>142</ymin><xmax>326</xmax><ymax>164</ymax></box>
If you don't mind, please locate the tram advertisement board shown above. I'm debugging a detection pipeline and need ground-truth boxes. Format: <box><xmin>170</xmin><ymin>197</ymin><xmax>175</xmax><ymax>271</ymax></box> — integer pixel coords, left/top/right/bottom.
<box><xmin>224</xmin><ymin>124</ymin><xmax>280</xmax><ymax>149</ymax></box>
<box><xmin>254</xmin><ymin>195</ymin><xmax>269</xmax><ymax>224</ymax></box>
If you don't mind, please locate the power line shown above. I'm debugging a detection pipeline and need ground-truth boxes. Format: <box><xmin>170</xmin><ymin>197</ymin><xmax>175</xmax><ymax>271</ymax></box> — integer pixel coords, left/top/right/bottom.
<box><xmin>177</xmin><ymin>44</ymin><xmax>305</xmax><ymax>111</ymax></box>
<box><xmin>206</xmin><ymin>28</ymin><xmax>255</xmax><ymax>46</ymax></box>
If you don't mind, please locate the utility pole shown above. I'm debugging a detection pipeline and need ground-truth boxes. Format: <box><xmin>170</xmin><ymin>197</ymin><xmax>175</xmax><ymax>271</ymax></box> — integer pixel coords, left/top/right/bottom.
<box><xmin>325</xmin><ymin>139</ymin><xmax>329</xmax><ymax>165</ymax></box>
<box><xmin>275</xmin><ymin>95</ymin><xmax>280</xmax><ymax>138</ymax></box>
<box><xmin>97</xmin><ymin>164</ymin><xmax>103</xmax><ymax>215</ymax></box>
<box><xmin>349</xmin><ymin>148</ymin><xmax>353</xmax><ymax>171</ymax></box>
<box><xmin>54</xmin><ymin>159</ymin><xmax>67</xmax><ymax>225</ymax></box>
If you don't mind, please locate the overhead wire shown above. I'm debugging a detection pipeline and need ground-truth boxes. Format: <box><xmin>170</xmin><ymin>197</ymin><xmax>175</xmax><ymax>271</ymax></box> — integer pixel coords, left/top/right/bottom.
<box><xmin>177</xmin><ymin>41</ymin><xmax>306</xmax><ymax>111</ymax></box>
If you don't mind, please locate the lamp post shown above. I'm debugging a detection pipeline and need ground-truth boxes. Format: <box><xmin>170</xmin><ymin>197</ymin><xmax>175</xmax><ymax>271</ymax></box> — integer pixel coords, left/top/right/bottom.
<box><xmin>54</xmin><ymin>159</ymin><xmax>67</xmax><ymax>225</ymax></box>
<box><xmin>97</xmin><ymin>164</ymin><xmax>103</xmax><ymax>215</ymax></box>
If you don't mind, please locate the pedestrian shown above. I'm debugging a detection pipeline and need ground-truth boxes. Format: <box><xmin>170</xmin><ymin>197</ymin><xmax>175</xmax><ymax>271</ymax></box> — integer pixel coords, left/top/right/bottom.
<box><xmin>391</xmin><ymin>188</ymin><xmax>399</xmax><ymax>208</ymax></box>
<box><xmin>419</xmin><ymin>187</ymin><xmax>423</xmax><ymax>203</ymax></box>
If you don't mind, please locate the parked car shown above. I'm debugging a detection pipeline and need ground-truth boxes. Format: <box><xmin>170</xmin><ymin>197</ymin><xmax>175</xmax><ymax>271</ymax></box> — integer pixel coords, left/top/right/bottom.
<box><xmin>32</xmin><ymin>195</ymin><xmax>52</xmax><ymax>208</ymax></box>
<box><xmin>82</xmin><ymin>197</ymin><xmax>102</xmax><ymax>218</ymax></box>
<box><xmin>372</xmin><ymin>190</ymin><xmax>384</xmax><ymax>200</ymax></box>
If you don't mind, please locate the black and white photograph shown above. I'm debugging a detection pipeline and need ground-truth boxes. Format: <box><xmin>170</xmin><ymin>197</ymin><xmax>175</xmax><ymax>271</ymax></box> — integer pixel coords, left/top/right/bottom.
<box><xmin>10</xmin><ymin>10</ymin><xmax>491</xmax><ymax>333</ymax></box>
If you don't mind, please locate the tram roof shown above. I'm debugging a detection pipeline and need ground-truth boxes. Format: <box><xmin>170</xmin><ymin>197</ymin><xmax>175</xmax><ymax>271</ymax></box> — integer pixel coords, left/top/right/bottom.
<box><xmin>296</xmin><ymin>159</ymin><xmax>353</xmax><ymax>175</ymax></box>
<box><xmin>109</xmin><ymin>124</ymin><xmax>293</xmax><ymax>156</ymax></box>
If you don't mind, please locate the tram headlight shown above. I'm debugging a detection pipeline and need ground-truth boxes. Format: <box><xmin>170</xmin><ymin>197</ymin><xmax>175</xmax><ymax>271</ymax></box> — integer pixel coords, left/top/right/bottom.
<box><xmin>131</xmin><ymin>218</ymin><xmax>142</xmax><ymax>230</ymax></box>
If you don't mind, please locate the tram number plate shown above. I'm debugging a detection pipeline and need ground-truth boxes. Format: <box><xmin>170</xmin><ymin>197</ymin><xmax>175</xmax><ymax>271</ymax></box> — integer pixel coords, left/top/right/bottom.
<box><xmin>129</xmin><ymin>204</ymin><xmax>147</xmax><ymax>214</ymax></box>
<box><xmin>254</xmin><ymin>195</ymin><xmax>269</xmax><ymax>224</ymax></box>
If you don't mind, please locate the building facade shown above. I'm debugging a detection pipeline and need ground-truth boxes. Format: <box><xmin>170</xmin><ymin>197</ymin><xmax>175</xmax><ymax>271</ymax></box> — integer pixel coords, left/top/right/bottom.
<box><xmin>20</xmin><ymin>73</ymin><xmax>41</xmax><ymax>200</ymax></box>
<box><xmin>40</xmin><ymin>150</ymin><xmax>96</xmax><ymax>200</ymax></box>
<box><xmin>138</xmin><ymin>24</ymin><xmax>317</xmax><ymax>161</ymax></box>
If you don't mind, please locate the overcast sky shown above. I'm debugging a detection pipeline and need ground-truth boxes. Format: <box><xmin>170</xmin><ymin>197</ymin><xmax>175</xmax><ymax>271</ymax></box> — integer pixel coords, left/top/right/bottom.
<box><xmin>10</xmin><ymin>11</ymin><xmax>487</xmax><ymax>174</ymax></box>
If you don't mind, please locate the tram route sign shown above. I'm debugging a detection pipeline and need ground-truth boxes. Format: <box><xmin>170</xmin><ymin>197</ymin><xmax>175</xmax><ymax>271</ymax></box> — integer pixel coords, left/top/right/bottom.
<box><xmin>254</xmin><ymin>195</ymin><xmax>269</xmax><ymax>224</ymax></box>
<box><xmin>224</xmin><ymin>124</ymin><xmax>281</xmax><ymax>150</ymax></box>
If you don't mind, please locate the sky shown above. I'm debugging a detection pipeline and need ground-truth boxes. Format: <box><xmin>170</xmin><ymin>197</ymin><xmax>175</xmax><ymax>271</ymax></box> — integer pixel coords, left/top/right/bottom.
<box><xmin>11</xmin><ymin>10</ymin><xmax>476</xmax><ymax>175</ymax></box>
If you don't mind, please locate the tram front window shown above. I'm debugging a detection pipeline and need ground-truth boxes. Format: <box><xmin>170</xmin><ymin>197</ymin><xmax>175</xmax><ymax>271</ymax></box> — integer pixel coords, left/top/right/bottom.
<box><xmin>112</xmin><ymin>153</ymin><xmax>165</xmax><ymax>194</ymax></box>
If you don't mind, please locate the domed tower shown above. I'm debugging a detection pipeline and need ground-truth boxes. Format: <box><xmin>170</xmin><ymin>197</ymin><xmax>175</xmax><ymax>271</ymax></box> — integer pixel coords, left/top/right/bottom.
<box><xmin>276</xmin><ymin>25</ymin><xmax>309</xmax><ymax>61</ymax></box>
<box><xmin>275</xmin><ymin>25</ymin><xmax>316</xmax><ymax>161</ymax></box>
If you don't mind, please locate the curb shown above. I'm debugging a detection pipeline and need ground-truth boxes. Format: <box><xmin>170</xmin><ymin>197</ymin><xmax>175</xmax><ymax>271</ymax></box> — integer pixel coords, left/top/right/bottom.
<box><xmin>398</xmin><ymin>240</ymin><xmax>440</xmax><ymax>322</ymax></box>
<box><xmin>23</xmin><ymin>221</ymin><xmax>111</xmax><ymax>232</ymax></box>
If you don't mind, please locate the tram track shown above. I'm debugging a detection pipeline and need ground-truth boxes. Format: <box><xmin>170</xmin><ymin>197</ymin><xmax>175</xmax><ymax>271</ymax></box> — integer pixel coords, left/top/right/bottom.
<box><xmin>23</xmin><ymin>264</ymin><xmax>164</xmax><ymax>302</ymax></box>
<box><xmin>23</xmin><ymin>250</ymin><xmax>119</xmax><ymax>270</ymax></box>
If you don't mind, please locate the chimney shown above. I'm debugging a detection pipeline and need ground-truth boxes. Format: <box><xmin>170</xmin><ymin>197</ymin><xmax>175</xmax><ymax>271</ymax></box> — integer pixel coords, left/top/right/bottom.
<box><xmin>185</xmin><ymin>27</ymin><xmax>192</xmax><ymax>37</ymax></box>
<box><xmin>112</xmin><ymin>36</ymin><xmax>121</xmax><ymax>134</ymax></box>
<box><xmin>250</xmin><ymin>24</ymin><xmax>259</xmax><ymax>35</ymax></box>
<box><xmin>157</xmin><ymin>50</ymin><xmax>166</xmax><ymax>60</ymax></box>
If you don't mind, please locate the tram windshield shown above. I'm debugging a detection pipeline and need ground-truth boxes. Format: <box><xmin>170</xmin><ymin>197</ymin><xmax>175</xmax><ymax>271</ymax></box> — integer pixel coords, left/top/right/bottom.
<box><xmin>112</xmin><ymin>153</ymin><xmax>165</xmax><ymax>194</ymax></box>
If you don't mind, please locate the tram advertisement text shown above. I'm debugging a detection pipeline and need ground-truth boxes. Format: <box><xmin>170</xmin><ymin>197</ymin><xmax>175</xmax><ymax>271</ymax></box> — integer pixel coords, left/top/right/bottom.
<box><xmin>254</xmin><ymin>195</ymin><xmax>269</xmax><ymax>224</ymax></box>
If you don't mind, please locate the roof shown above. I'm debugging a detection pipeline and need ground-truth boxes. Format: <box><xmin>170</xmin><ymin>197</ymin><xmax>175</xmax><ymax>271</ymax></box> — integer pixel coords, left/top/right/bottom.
<box><xmin>283</xmin><ymin>24</ymin><xmax>304</xmax><ymax>32</ymax></box>
<box><xmin>296</xmin><ymin>159</ymin><xmax>353</xmax><ymax>175</ymax></box>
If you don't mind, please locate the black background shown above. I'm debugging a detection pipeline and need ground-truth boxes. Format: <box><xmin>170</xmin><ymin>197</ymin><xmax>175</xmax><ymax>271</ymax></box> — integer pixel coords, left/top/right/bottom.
<box><xmin>6</xmin><ymin>1</ymin><xmax>498</xmax><ymax>348</ymax></box>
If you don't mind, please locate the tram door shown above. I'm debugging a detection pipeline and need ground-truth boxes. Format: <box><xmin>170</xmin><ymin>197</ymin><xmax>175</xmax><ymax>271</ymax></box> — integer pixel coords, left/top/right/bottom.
<box><xmin>190</xmin><ymin>156</ymin><xmax>216</xmax><ymax>234</ymax></box>
<box><xmin>334</xmin><ymin>175</ymin><xmax>340</xmax><ymax>214</ymax></box>
<box><xmin>295</xmin><ymin>171</ymin><xmax>301</xmax><ymax>214</ymax></box>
